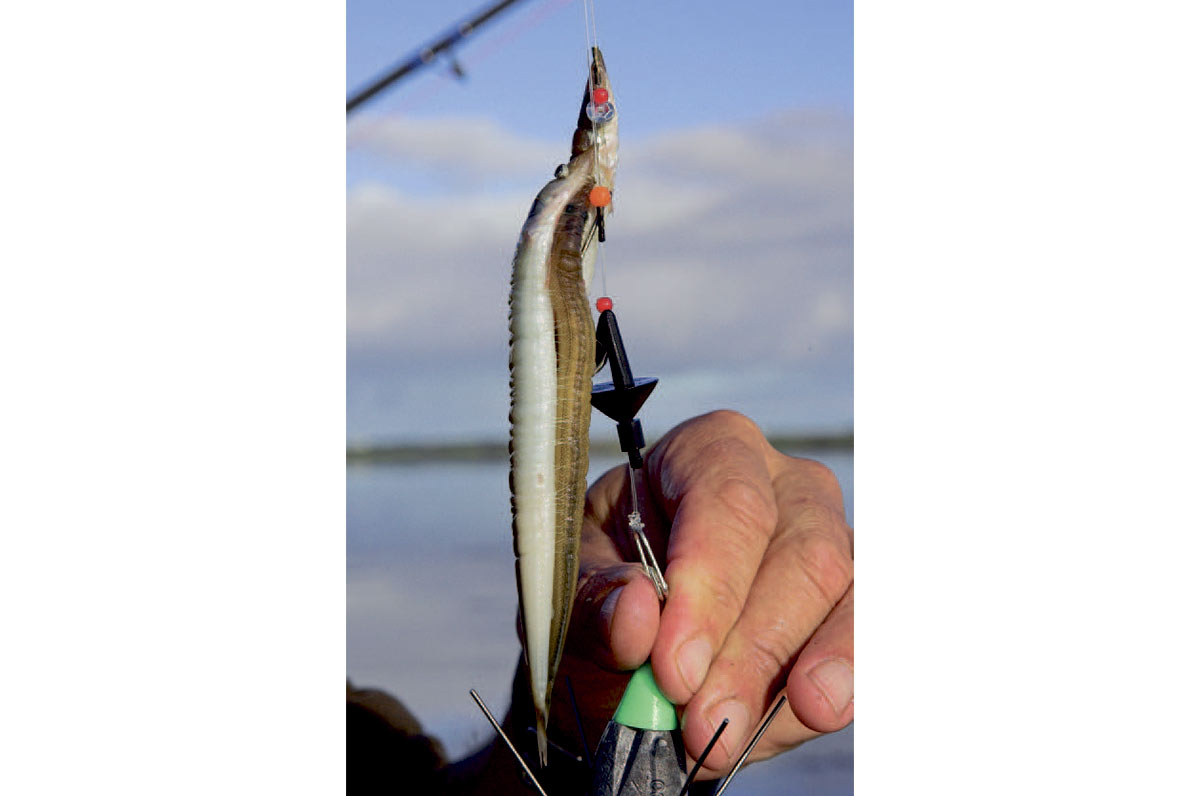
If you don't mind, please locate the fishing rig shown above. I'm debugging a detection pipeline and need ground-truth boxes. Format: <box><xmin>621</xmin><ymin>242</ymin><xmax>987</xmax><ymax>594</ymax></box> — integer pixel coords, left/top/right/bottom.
<box><xmin>471</xmin><ymin>667</ymin><xmax>787</xmax><ymax>796</ymax></box>
<box><xmin>591</xmin><ymin>298</ymin><xmax>669</xmax><ymax>598</ymax></box>
<box><xmin>467</xmin><ymin>5</ymin><xmax>789</xmax><ymax>791</ymax></box>
<box><xmin>347</xmin><ymin>1</ymin><xmax>793</xmax><ymax>791</ymax></box>
<box><xmin>471</xmin><ymin>296</ymin><xmax>790</xmax><ymax>794</ymax></box>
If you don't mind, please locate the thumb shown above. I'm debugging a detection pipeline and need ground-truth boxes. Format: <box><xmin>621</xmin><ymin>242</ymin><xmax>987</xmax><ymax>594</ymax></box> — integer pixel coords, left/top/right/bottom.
<box><xmin>569</xmin><ymin>559</ymin><xmax>660</xmax><ymax>670</ymax></box>
<box><xmin>570</xmin><ymin>463</ymin><xmax>663</xmax><ymax>670</ymax></box>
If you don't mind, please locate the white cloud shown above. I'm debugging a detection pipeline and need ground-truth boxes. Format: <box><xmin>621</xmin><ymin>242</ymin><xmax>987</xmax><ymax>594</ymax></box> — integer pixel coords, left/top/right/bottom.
<box><xmin>347</xmin><ymin>109</ymin><xmax>852</xmax><ymax>438</ymax></box>
<box><xmin>348</xmin><ymin>114</ymin><xmax>563</xmax><ymax>181</ymax></box>
<box><xmin>347</xmin><ymin>182</ymin><xmax>527</xmax><ymax>351</ymax></box>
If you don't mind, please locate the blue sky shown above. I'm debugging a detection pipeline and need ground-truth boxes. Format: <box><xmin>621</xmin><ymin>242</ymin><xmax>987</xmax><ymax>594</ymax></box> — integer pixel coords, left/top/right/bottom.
<box><xmin>347</xmin><ymin>0</ymin><xmax>853</xmax><ymax>443</ymax></box>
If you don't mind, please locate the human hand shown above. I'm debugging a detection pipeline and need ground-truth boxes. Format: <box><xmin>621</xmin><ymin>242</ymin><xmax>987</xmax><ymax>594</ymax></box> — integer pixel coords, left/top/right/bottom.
<box><xmin>558</xmin><ymin>410</ymin><xmax>854</xmax><ymax>780</ymax></box>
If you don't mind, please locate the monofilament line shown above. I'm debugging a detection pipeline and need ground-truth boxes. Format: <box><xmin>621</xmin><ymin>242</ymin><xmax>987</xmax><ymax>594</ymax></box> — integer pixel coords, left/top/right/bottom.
<box><xmin>581</xmin><ymin>0</ymin><xmax>600</xmax><ymax>55</ymax></box>
<box><xmin>581</xmin><ymin>0</ymin><xmax>609</xmax><ymax>297</ymax></box>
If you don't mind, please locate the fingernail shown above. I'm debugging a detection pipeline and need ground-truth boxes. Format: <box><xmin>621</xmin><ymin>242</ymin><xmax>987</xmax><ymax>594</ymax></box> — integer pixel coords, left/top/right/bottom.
<box><xmin>600</xmin><ymin>586</ymin><xmax>624</xmax><ymax>634</ymax></box>
<box><xmin>808</xmin><ymin>659</ymin><xmax>854</xmax><ymax>714</ymax></box>
<box><xmin>676</xmin><ymin>636</ymin><xmax>712</xmax><ymax>693</ymax></box>
<box><xmin>709</xmin><ymin>699</ymin><xmax>750</xmax><ymax>757</ymax></box>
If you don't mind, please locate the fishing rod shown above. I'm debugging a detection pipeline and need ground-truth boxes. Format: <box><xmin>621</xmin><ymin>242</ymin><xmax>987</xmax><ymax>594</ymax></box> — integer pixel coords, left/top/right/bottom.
<box><xmin>346</xmin><ymin>0</ymin><xmax>533</xmax><ymax>114</ymax></box>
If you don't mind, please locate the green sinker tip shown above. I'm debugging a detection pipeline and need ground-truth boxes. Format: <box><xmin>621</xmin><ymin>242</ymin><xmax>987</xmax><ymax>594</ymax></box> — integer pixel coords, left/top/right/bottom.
<box><xmin>613</xmin><ymin>663</ymin><xmax>678</xmax><ymax>730</ymax></box>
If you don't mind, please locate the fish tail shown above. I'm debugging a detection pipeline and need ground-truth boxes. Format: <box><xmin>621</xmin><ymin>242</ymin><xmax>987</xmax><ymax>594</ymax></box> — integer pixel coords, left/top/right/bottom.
<box><xmin>535</xmin><ymin>710</ymin><xmax>550</xmax><ymax>768</ymax></box>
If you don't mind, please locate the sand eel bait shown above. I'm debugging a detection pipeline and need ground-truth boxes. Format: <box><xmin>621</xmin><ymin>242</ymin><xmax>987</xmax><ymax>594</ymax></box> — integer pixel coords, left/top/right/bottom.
<box><xmin>483</xmin><ymin>12</ymin><xmax>781</xmax><ymax>794</ymax></box>
<box><xmin>488</xmin><ymin>29</ymin><xmax>781</xmax><ymax>796</ymax></box>
<box><xmin>508</xmin><ymin>47</ymin><xmax>617</xmax><ymax>767</ymax></box>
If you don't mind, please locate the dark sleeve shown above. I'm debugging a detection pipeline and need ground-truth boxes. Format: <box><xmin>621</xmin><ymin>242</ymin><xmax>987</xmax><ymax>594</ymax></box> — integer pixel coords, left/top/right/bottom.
<box><xmin>346</xmin><ymin>681</ymin><xmax>451</xmax><ymax>794</ymax></box>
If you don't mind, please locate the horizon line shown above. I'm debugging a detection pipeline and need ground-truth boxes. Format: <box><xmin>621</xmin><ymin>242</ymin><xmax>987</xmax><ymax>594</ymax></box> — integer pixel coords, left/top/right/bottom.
<box><xmin>348</xmin><ymin>430</ymin><xmax>853</xmax><ymax>465</ymax></box>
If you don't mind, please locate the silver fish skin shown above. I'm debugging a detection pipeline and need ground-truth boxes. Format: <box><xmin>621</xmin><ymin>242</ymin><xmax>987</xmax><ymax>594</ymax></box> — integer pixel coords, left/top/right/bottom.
<box><xmin>508</xmin><ymin>47</ymin><xmax>617</xmax><ymax>767</ymax></box>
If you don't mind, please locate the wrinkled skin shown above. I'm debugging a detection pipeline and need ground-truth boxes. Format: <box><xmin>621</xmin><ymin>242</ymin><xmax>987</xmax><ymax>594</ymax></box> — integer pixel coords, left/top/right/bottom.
<box><xmin>555</xmin><ymin>409</ymin><xmax>854</xmax><ymax>781</ymax></box>
<box><xmin>471</xmin><ymin>410</ymin><xmax>853</xmax><ymax>793</ymax></box>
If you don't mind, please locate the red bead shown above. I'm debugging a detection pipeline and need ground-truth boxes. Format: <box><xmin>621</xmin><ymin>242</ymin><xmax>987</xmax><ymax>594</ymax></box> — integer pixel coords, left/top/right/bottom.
<box><xmin>589</xmin><ymin>185</ymin><xmax>611</xmax><ymax>207</ymax></box>
<box><xmin>596</xmin><ymin>297</ymin><xmax>613</xmax><ymax>312</ymax></box>
<box><xmin>592</xmin><ymin>87</ymin><xmax>609</xmax><ymax>104</ymax></box>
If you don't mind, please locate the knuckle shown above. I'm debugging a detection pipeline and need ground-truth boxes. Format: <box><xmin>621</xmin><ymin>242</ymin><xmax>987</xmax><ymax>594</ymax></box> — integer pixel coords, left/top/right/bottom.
<box><xmin>664</xmin><ymin>411</ymin><xmax>766</xmax><ymax>459</ymax></box>
<box><xmin>778</xmin><ymin>457</ymin><xmax>847</xmax><ymax>516</ymax></box>
<box><xmin>700</xmin><ymin>409</ymin><xmax>762</xmax><ymax>438</ymax></box>
<box><xmin>798</xmin><ymin>459</ymin><xmax>840</xmax><ymax>495</ymax></box>
<box><xmin>792</xmin><ymin>526</ymin><xmax>854</xmax><ymax>607</ymax></box>
<box><xmin>745</xmin><ymin>626</ymin><xmax>798</xmax><ymax>679</ymax></box>
<box><xmin>712</xmin><ymin>474</ymin><xmax>777</xmax><ymax>542</ymax></box>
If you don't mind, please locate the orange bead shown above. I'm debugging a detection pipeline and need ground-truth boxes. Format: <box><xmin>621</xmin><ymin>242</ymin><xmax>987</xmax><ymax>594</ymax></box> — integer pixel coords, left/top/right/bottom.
<box><xmin>589</xmin><ymin>185</ymin><xmax>611</xmax><ymax>208</ymax></box>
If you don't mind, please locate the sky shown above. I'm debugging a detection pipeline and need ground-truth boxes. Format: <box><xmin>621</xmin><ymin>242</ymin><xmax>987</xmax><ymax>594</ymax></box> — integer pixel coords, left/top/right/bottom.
<box><xmin>347</xmin><ymin>0</ymin><xmax>853</xmax><ymax>443</ymax></box>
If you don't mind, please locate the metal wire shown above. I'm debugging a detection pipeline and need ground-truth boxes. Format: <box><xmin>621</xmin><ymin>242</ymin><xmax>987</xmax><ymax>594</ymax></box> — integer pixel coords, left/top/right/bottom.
<box><xmin>469</xmin><ymin>689</ymin><xmax>550</xmax><ymax>796</ymax></box>
<box><xmin>712</xmin><ymin>692</ymin><xmax>790</xmax><ymax>796</ymax></box>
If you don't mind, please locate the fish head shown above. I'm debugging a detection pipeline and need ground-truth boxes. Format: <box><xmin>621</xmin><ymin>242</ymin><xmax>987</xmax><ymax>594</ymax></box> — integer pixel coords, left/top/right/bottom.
<box><xmin>571</xmin><ymin>46</ymin><xmax>618</xmax><ymax>188</ymax></box>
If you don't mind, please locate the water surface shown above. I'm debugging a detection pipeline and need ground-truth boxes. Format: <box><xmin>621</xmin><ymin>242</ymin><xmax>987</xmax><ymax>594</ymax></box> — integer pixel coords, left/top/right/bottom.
<box><xmin>347</xmin><ymin>447</ymin><xmax>853</xmax><ymax>794</ymax></box>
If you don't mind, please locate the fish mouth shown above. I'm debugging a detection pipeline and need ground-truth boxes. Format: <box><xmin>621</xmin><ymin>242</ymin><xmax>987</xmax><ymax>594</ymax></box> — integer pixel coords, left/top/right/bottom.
<box><xmin>571</xmin><ymin>46</ymin><xmax>619</xmax><ymax>183</ymax></box>
<box><xmin>589</xmin><ymin>47</ymin><xmax>610</xmax><ymax>97</ymax></box>
<box><xmin>572</xmin><ymin>47</ymin><xmax>617</xmax><ymax>164</ymax></box>
<box><xmin>584</xmin><ymin>47</ymin><xmax>613</xmax><ymax>122</ymax></box>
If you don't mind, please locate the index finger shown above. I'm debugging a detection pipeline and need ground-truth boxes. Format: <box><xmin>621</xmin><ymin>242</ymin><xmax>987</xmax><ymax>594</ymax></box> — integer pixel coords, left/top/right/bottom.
<box><xmin>644</xmin><ymin>410</ymin><xmax>781</xmax><ymax>705</ymax></box>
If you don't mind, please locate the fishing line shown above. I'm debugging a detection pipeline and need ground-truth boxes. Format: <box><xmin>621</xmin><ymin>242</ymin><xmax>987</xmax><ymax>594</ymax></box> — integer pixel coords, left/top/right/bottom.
<box><xmin>581</xmin><ymin>0</ymin><xmax>599</xmax><ymax>56</ymax></box>
<box><xmin>581</xmin><ymin>0</ymin><xmax>610</xmax><ymax>298</ymax></box>
<box><xmin>581</xmin><ymin>1</ymin><xmax>661</xmax><ymax>598</ymax></box>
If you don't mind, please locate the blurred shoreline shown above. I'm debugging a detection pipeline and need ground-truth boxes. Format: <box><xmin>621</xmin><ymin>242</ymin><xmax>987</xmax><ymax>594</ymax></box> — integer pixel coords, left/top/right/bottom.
<box><xmin>347</xmin><ymin>431</ymin><xmax>853</xmax><ymax>465</ymax></box>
